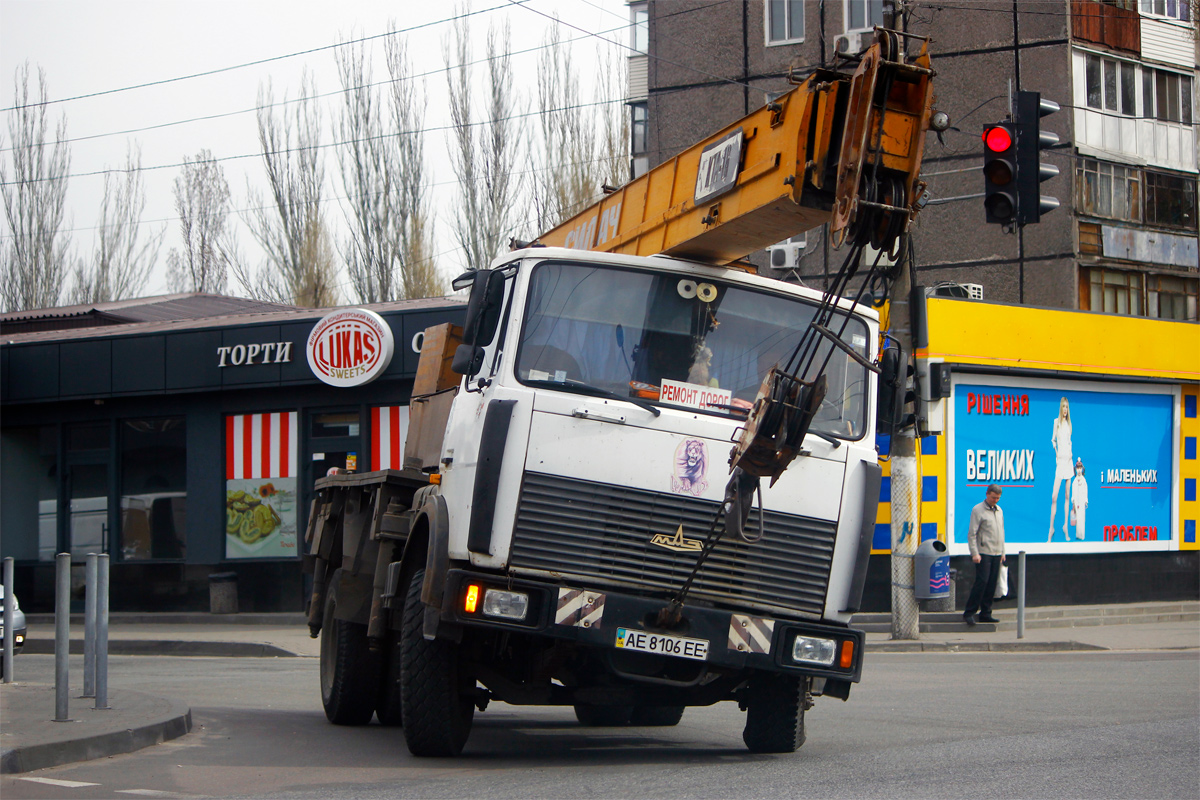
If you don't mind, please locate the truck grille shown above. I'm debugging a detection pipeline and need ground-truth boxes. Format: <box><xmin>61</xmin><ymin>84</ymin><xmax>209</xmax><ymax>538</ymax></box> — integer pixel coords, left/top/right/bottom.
<box><xmin>509</xmin><ymin>471</ymin><xmax>837</xmax><ymax>619</ymax></box>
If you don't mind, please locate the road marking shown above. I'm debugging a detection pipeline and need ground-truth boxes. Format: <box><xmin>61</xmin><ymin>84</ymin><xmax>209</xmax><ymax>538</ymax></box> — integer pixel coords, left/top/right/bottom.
<box><xmin>18</xmin><ymin>777</ymin><xmax>101</xmax><ymax>788</ymax></box>
<box><xmin>116</xmin><ymin>791</ymin><xmax>199</xmax><ymax>798</ymax></box>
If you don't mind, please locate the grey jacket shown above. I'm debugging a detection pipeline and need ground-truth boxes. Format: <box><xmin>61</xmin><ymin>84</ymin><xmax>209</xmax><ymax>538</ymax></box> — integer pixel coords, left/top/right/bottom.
<box><xmin>967</xmin><ymin>500</ymin><xmax>1005</xmax><ymax>558</ymax></box>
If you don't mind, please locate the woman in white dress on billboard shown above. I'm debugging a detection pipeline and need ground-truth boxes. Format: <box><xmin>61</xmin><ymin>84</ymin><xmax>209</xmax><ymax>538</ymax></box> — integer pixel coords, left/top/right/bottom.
<box><xmin>1048</xmin><ymin>397</ymin><xmax>1073</xmax><ymax>541</ymax></box>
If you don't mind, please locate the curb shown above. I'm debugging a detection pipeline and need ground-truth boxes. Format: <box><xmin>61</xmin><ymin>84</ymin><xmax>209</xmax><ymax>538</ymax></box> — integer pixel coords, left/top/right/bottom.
<box><xmin>0</xmin><ymin>696</ymin><xmax>192</xmax><ymax>774</ymax></box>
<box><xmin>21</xmin><ymin>640</ymin><xmax>298</xmax><ymax>658</ymax></box>
<box><xmin>866</xmin><ymin>640</ymin><xmax>1108</xmax><ymax>653</ymax></box>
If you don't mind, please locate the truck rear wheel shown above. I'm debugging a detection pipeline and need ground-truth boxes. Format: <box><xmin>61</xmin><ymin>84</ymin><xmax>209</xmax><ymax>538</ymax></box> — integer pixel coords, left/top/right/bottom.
<box><xmin>400</xmin><ymin>568</ymin><xmax>474</xmax><ymax>756</ymax></box>
<box><xmin>742</xmin><ymin>673</ymin><xmax>806</xmax><ymax>753</ymax></box>
<box><xmin>320</xmin><ymin>569</ymin><xmax>381</xmax><ymax>725</ymax></box>
<box><xmin>573</xmin><ymin>704</ymin><xmax>633</xmax><ymax>726</ymax></box>
<box><xmin>630</xmin><ymin>705</ymin><xmax>685</xmax><ymax>726</ymax></box>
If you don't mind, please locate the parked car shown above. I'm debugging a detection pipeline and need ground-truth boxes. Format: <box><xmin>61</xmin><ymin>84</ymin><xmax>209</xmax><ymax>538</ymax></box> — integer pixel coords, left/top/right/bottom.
<box><xmin>0</xmin><ymin>584</ymin><xmax>27</xmax><ymax>675</ymax></box>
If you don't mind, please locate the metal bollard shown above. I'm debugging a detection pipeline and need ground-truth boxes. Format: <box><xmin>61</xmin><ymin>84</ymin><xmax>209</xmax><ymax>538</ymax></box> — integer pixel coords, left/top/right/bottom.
<box><xmin>3</xmin><ymin>557</ymin><xmax>14</xmax><ymax>683</ymax></box>
<box><xmin>54</xmin><ymin>553</ymin><xmax>70</xmax><ymax>721</ymax></box>
<box><xmin>84</xmin><ymin>553</ymin><xmax>97</xmax><ymax>697</ymax></box>
<box><xmin>96</xmin><ymin>553</ymin><xmax>110</xmax><ymax>710</ymax></box>
<box><xmin>1017</xmin><ymin>550</ymin><xmax>1026</xmax><ymax>639</ymax></box>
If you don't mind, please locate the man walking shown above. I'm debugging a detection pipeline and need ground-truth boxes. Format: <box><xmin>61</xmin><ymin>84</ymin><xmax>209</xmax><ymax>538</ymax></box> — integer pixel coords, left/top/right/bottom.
<box><xmin>964</xmin><ymin>483</ymin><xmax>1006</xmax><ymax>626</ymax></box>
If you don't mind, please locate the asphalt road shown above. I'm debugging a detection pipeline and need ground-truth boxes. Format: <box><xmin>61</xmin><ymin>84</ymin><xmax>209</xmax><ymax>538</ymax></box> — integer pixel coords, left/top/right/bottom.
<box><xmin>3</xmin><ymin>650</ymin><xmax>1197</xmax><ymax>799</ymax></box>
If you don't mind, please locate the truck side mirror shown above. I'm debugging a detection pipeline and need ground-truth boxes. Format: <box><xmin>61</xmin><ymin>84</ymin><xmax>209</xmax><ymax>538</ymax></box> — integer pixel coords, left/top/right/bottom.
<box><xmin>876</xmin><ymin>340</ymin><xmax>906</xmax><ymax>435</ymax></box>
<box><xmin>452</xmin><ymin>270</ymin><xmax>506</xmax><ymax>377</ymax></box>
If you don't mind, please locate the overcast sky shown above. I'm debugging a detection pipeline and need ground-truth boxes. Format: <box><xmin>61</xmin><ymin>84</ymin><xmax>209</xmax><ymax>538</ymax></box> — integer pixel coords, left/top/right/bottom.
<box><xmin>0</xmin><ymin>0</ymin><xmax>631</xmax><ymax>301</ymax></box>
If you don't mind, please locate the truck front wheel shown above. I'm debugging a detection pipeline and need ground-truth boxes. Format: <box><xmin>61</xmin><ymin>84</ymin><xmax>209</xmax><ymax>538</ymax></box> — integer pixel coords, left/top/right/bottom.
<box><xmin>319</xmin><ymin>569</ymin><xmax>381</xmax><ymax>725</ymax></box>
<box><xmin>742</xmin><ymin>673</ymin><xmax>807</xmax><ymax>753</ymax></box>
<box><xmin>400</xmin><ymin>568</ymin><xmax>474</xmax><ymax>756</ymax></box>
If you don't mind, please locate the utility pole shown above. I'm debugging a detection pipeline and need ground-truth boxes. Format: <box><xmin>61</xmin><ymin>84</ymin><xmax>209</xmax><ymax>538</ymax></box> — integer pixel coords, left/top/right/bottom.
<box><xmin>888</xmin><ymin>244</ymin><xmax>920</xmax><ymax>640</ymax></box>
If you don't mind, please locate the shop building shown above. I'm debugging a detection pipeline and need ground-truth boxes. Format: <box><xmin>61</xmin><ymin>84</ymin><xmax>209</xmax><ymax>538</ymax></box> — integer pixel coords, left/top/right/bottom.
<box><xmin>1</xmin><ymin>293</ymin><xmax>464</xmax><ymax>612</ymax></box>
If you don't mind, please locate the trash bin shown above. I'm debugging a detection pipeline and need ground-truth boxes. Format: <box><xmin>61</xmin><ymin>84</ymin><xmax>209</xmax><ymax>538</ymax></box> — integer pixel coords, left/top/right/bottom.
<box><xmin>913</xmin><ymin>539</ymin><xmax>950</xmax><ymax>600</ymax></box>
<box><xmin>209</xmin><ymin>572</ymin><xmax>238</xmax><ymax>614</ymax></box>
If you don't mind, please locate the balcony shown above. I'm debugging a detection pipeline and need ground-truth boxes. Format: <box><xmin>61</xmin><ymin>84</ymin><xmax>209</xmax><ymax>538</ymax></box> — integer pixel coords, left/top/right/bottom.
<box><xmin>1072</xmin><ymin>0</ymin><xmax>1141</xmax><ymax>54</ymax></box>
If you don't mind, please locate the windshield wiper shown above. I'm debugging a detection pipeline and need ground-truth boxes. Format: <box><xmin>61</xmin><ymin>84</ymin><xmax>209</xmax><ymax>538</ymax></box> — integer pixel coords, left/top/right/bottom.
<box><xmin>525</xmin><ymin>378</ymin><xmax>661</xmax><ymax>417</ymax></box>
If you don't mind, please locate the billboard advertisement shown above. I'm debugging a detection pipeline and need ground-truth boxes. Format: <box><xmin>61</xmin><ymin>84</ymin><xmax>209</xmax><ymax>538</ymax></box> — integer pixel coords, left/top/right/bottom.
<box><xmin>949</xmin><ymin>378</ymin><xmax>1176</xmax><ymax>554</ymax></box>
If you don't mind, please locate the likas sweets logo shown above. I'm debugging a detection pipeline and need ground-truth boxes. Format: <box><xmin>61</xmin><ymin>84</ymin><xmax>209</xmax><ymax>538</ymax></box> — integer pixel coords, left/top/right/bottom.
<box><xmin>306</xmin><ymin>309</ymin><xmax>395</xmax><ymax>387</ymax></box>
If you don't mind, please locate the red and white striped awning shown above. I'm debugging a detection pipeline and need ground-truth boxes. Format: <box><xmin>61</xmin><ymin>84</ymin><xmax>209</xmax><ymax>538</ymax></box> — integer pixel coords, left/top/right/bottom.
<box><xmin>226</xmin><ymin>412</ymin><xmax>297</xmax><ymax>479</ymax></box>
<box><xmin>371</xmin><ymin>406</ymin><xmax>410</xmax><ymax>471</ymax></box>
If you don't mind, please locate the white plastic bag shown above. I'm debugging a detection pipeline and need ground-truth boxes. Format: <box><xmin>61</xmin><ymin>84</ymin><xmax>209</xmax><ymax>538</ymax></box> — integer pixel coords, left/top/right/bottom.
<box><xmin>994</xmin><ymin>564</ymin><xmax>1008</xmax><ymax>598</ymax></box>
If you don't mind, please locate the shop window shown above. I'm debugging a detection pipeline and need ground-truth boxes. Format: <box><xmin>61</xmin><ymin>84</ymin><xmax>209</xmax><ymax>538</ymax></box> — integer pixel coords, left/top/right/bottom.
<box><xmin>1147</xmin><ymin>274</ymin><xmax>1199</xmax><ymax>321</ymax></box>
<box><xmin>311</xmin><ymin>412</ymin><xmax>359</xmax><ymax>438</ymax></box>
<box><xmin>1076</xmin><ymin>159</ymin><xmax>1141</xmax><ymax>221</ymax></box>
<box><xmin>225</xmin><ymin>412</ymin><xmax>299</xmax><ymax>559</ymax></box>
<box><xmin>0</xmin><ymin>425</ymin><xmax>58</xmax><ymax>562</ymax></box>
<box><xmin>767</xmin><ymin>0</ymin><xmax>804</xmax><ymax>45</ymax></box>
<box><xmin>1144</xmin><ymin>170</ymin><xmax>1197</xmax><ymax>229</ymax></box>
<box><xmin>119</xmin><ymin>418</ymin><xmax>187</xmax><ymax>561</ymax></box>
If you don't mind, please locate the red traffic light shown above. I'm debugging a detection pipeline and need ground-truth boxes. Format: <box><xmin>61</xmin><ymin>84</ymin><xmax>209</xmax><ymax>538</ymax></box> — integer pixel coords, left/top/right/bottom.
<box><xmin>983</xmin><ymin>125</ymin><xmax>1013</xmax><ymax>152</ymax></box>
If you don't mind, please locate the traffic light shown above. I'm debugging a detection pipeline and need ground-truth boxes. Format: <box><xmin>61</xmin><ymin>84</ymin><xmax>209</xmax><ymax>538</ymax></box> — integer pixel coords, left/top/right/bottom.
<box><xmin>1014</xmin><ymin>90</ymin><xmax>1061</xmax><ymax>226</ymax></box>
<box><xmin>982</xmin><ymin>122</ymin><xmax>1018</xmax><ymax>225</ymax></box>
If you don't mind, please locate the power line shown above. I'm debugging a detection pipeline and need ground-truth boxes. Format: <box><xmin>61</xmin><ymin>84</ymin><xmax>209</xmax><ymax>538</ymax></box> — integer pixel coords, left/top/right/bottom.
<box><xmin>0</xmin><ymin>1</ymin><xmax>523</xmax><ymax>113</ymax></box>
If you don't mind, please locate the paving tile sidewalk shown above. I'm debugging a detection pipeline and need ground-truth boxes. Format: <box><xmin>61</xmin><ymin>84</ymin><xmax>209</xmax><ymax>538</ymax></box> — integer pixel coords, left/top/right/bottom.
<box><xmin>1</xmin><ymin>603</ymin><xmax>1195</xmax><ymax>774</ymax></box>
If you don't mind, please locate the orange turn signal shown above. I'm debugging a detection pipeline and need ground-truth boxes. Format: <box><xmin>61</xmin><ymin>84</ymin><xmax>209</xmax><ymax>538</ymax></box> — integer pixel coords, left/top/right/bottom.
<box><xmin>429</xmin><ymin>473</ymin><xmax>442</xmax><ymax>485</ymax></box>
<box><xmin>839</xmin><ymin>640</ymin><xmax>854</xmax><ymax>669</ymax></box>
<box><xmin>464</xmin><ymin>584</ymin><xmax>480</xmax><ymax>613</ymax></box>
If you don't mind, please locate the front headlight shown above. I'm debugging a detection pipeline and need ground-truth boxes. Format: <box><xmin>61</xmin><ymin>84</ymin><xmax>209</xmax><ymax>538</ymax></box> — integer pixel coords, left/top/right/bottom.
<box><xmin>791</xmin><ymin>635</ymin><xmax>836</xmax><ymax>666</ymax></box>
<box><xmin>482</xmin><ymin>589</ymin><xmax>529</xmax><ymax>621</ymax></box>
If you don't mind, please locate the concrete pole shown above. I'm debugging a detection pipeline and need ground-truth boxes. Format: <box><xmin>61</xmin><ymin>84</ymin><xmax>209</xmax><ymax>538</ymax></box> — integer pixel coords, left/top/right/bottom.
<box><xmin>54</xmin><ymin>553</ymin><xmax>70</xmax><ymax>721</ymax></box>
<box><xmin>888</xmin><ymin>248</ymin><xmax>920</xmax><ymax>641</ymax></box>
<box><xmin>1017</xmin><ymin>550</ymin><xmax>1027</xmax><ymax>639</ymax></box>
<box><xmin>96</xmin><ymin>553</ymin><xmax>110</xmax><ymax>710</ymax></box>
<box><xmin>83</xmin><ymin>553</ymin><xmax>97</xmax><ymax>697</ymax></box>
<box><xmin>3</xmin><ymin>557</ymin><xmax>14</xmax><ymax>683</ymax></box>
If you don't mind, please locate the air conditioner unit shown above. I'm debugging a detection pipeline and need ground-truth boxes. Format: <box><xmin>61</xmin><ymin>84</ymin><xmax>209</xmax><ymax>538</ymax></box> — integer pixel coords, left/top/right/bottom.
<box><xmin>834</xmin><ymin>31</ymin><xmax>864</xmax><ymax>56</ymax></box>
<box><xmin>767</xmin><ymin>234</ymin><xmax>807</xmax><ymax>269</ymax></box>
<box><xmin>928</xmin><ymin>282</ymin><xmax>984</xmax><ymax>300</ymax></box>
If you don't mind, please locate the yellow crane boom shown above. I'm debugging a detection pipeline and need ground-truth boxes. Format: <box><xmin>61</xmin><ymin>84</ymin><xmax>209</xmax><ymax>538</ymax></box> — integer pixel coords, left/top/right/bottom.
<box><xmin>537</xmin><ymin>29</ymin><xmax>934</xmax><ymax>264</ymax></box>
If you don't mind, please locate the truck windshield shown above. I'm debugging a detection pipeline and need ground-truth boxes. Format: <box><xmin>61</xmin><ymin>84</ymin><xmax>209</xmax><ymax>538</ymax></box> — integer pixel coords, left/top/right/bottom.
<box><xmin>516</xmin><ymin>261</ymin><xmax>869</xmax><ymax>439</ymax></box>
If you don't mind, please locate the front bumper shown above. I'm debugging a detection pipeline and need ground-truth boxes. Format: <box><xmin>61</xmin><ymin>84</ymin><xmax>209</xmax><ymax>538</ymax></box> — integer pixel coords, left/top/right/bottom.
<box><xmin>441</xmin><ymin>569</ymin><xmax>863</xmax><ymax>682</ymax></box>
<box><xmin>0</xmin><ymin>627</ymin><xmax>26</xmax><ymax>654</ymax></box>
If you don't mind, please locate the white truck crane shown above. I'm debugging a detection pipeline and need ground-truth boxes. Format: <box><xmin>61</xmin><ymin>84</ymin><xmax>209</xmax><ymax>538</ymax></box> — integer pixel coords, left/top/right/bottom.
<box><xmin>305</xmin><ymin>29</ymin><xmax>935</xmax><ymax>756</ymax></box>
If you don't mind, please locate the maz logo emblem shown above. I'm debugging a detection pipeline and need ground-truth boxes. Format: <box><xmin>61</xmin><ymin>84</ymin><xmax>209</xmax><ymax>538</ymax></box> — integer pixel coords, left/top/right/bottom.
<box><xmin>650</xmin><ymin>525</ymin><xmax>702</xmax><ymax>553</ymax></box>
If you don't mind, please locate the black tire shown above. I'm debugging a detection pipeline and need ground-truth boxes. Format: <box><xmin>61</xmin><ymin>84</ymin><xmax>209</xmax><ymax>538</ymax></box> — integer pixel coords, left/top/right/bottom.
<box><xmin>573</xmin><ymin>704</ymin><xmax>633</xmax><ymax>727</ymax></box>
<box><xmin>400</xmin><ymin>568</ymin><xmax>474</xmax><ymax>757</ymax></box>
<box><xmin>742</xmin><ymin>673</ymin><xmax>806</xmax><ymax>754</ymax></box>
<box><xmin>630</xmin><ymin>705</ymin><xmax>685</xmax><ymax>727</ymax></box>
<box><xmin>375</xmin><ymin>631</ymin><xmax>404</xmax><ymax>727</ymax></box>
<box><xmin>319</xmin><ymin>569</ymin><xmax>381</xmax><ymax>725</ymax></box>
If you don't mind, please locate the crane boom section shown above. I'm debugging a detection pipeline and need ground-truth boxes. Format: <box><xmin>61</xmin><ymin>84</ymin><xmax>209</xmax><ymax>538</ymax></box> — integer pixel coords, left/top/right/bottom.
<box><xmin>537</xmin><ymin>30</ymin><xmax>934</xmax><ymax>264</ymax></box>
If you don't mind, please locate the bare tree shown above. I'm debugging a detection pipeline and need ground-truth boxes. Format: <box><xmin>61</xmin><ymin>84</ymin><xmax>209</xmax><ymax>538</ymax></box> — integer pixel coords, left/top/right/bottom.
<box><xmin>71</xmin><ymin>143</ymin><xmax>164</xmax><ymax>304</ymax></box>
<box><xmin>445</xmin><ymin>14</ymin><xmax>522</xmax><ymax>271</ymax></box>
<box><xmin>235</xmin><ymin>74</ymin><xmax>338</xmax><ymax>307</ymax></box>
<box><xmin>1</xmin><ymin>63</ymin><xmax>72</xmax><ymax>312</ymax></box>
<box><xmin>166</xmin><ymin>149</ymin><xmax>233</xmax><ymax>294</ymax></box>
<box><xmin>336</xmin><ymin>32</ymin><xmax>442</xmax><ymax>302</ymax></box>
<box><xmin>527</xmin><ymin>31</ymin><xmax>629</xmax><ymax>237</ymax></box>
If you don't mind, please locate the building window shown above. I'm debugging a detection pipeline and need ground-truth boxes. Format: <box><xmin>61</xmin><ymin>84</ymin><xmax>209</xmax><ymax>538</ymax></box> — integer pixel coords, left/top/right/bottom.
<box><xmin>631</xmin><ymin>102</ymin><xmax>648</xmax><ymax>155</ymax></box>
<box><xmin>1143</xmin><ymin>68</ymin><xmax>1193</xmax><ymax>124</ymax></box>
<box><xmin>1087</xmin><ymin>269</ymin><xmax>1143</xmax><ymax>315</ymax></box>
<box><xmin>225</xmin><ymin>412</ymin><xmax>299</xmax><ymax>559</ymax></box>
<box><xmin>1077</xmin><ymin>159</ymin><xmax>1141</xmax><ymax>221</ymax></box>
<box><xmin>1085</xmin><ymin>53</ymin><xmax>1136</xmax><ymax>115</ymax></box>
<box><xmin>1147</xmin><ymin>274</ymin><xmax>1199</xmax><ymax>320</ymax></box>
<box><xmin>1143</xmin><ymin>170</ymin><xmax>1197</xmax><ymax>229</ymax></box>
<box><xmin>847</xmin><ymin>0</ymin><xmax>884</xmax><ymax>30</ymax></box>
<box><xmin>767</xmin><ymin>0</ymin><xmax>804</xmax><ymax>45</ymax></box>
<box><xmin>120</xmin><ymin>418</ymin><xmax>186</xmax><ymax>561</ymax></box>
<box><xmin>630</xmin><ymin>3</ymin><xmax>648</xmax><ymax>54</ymax></box>
<box><xmin>1139</xmin><ymin>0</ymin><xmax>1191</xmax><ymax>20</ymax></box>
